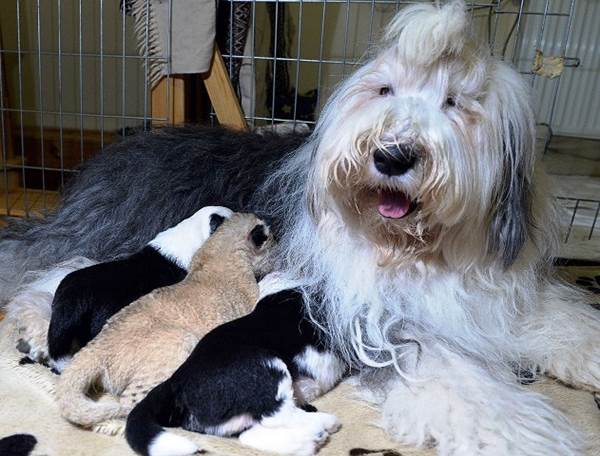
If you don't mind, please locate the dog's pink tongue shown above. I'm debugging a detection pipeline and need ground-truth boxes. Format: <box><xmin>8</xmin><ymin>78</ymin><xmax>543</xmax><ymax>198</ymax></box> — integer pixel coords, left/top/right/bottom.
<box><xmin>378</xmin><ymin>190</ymin><xmax>410</xmax><ymax>219</ymax></box>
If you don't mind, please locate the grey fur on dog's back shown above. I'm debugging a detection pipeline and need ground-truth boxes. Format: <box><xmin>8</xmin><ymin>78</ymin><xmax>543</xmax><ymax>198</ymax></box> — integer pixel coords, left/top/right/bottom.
<box><xmin>0</xmin><ymin>127</ymin><xmax>306</xmax><ymax>305</ymax></box>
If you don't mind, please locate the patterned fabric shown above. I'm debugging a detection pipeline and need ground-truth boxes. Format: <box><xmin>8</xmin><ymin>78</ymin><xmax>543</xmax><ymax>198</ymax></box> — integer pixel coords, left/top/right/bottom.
<box><xmin>120</xmin><ymin>0</ymin><xmax>133</xmax><ymax>16</ymax></box>
<box><xmin>217</xmin><ymin>1</ymin><xmax>251</xmax><ymax>95</ymax></box>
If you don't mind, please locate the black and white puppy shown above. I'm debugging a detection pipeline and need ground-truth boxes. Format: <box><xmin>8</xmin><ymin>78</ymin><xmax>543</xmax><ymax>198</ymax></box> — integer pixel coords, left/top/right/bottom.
<box><xmin>125</xmin><ymin>288</ymin><xmax>347</xmax><ymax>456</ymax></box>
<box><xmin>47</xmin><ymin>206</ymin><xmax>233</xmax><ymax>372</ymax></box>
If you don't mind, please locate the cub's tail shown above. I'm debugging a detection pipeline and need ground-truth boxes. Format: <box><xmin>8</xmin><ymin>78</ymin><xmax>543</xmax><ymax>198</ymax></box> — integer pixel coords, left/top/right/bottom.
<box><xmin>56</xmin><ymin>351</ymin><xmax>124</xmax><ymax>427</ymax></box>
<box><xmin>126</xmin><ymin>383</ymin><xmax>198</xmax><ymax>456</ymax></box>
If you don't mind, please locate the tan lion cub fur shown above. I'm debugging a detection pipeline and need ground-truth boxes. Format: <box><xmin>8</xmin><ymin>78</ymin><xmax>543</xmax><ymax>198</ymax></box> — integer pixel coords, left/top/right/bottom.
<box><xmin>56</xmin><ymin>213</ymin><xmax>273</xmax><ymax>427</ymax></box>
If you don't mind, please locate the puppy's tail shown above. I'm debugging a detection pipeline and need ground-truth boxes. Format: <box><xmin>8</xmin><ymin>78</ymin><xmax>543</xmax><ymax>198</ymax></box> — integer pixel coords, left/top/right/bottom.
<box><xmin>126</xmin><ymin>383</ymin><xmax>199</xmax><ymax>456</ymax></box>
<box><xmin>56</xmin><ymin>351</ymin><xmax>124</xmax><ymax>427</ymax></box>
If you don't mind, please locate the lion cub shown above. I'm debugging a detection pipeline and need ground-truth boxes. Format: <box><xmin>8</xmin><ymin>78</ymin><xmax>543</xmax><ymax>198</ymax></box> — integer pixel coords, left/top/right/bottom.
<box><xmin>56</xmin><ymin>213</ymin><xmax>273</xmax><ymax>428</ymax></box>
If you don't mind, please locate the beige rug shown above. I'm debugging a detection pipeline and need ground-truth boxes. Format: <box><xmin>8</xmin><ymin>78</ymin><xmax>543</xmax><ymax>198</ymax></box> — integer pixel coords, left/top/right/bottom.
<box><xmin>1</xmin><ymin>318</ymin><xmax>600</xmax><ymax>456</ymax></box>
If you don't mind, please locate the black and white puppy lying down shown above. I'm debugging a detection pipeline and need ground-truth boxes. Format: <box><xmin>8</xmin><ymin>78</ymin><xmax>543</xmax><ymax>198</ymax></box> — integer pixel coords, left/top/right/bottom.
<box><xmin>126</xmin><ymin>288</ymin><xmax>347</xmax><ymax>456</ymax></box>
<box><xmin>47</xmin><ymin>206</ymin><xmax>233</xmax><ymax>372</ymax></box>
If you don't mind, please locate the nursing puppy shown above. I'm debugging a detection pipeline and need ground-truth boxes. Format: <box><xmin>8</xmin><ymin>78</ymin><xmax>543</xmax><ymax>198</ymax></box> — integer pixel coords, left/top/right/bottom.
<box><xmin>126</xmin><ymin>289</ymin><xmax>346</xmax><ymax>456</ymax></box>
<box><xmin>47</xmin><ymin>206</ymin><xmax>233</xmax><ymax>372</ymax></box>
<box><xmin>56</xmin><ymin>213</ymin><xmax>273</xmax><ymax>428</ymax></box>
<box><xmin>6</xmin><ymin>257</ymin><xmax>97</xmax><ymax>363</ymax></box>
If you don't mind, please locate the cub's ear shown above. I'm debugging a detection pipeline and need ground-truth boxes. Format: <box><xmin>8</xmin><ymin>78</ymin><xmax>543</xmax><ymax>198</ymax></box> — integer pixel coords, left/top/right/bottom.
<box><xmin>209</xmin><ymin>214</ymin><xmax>226</xmax><ymax>234</ymax></box>
<box><xmin>249</xmin><ymin>224</ymin><xmax>269</xmax><ymax>249</ymax></box>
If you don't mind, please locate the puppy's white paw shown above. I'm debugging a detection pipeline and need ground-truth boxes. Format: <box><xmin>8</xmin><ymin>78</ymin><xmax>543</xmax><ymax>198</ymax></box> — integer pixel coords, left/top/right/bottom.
<box><xmin>15</xmin><ymin>327</ymin><xmax>49</xmax><ymax>363</ymax></box>
<box><xmin>309</xmin><ymin>412</ymin><xmax>341</xmax><ymax>434</ymax></box>
<box><xmin>239</xmin><ymin>423</ymin><xmax>329</xmax><ymax>456</ymax></box>
<box><xmin>7</xmin><ymin>290</ymin><xmax>53</xmax><ymax>362</ymax></box>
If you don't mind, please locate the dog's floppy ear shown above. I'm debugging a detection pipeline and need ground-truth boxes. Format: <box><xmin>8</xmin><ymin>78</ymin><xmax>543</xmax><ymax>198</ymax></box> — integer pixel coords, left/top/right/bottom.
<box><xmin>487</xmin><ymin>64</ymin><xmax>536</xmax><ymax>269</ymax></box>
<box><xmin>489</xmin><ymin>132</ymin><xmax>533</xmax><ymax>269</ymax></box>
<box><xmin>249</xmin><ymin>224</ymin><xmax>269</xmax><ymax>249</ymax></box>
<box><xmin>209</xmin><ymin>214</ymin><xmax>226</xmax><ymax>234</ymax></box>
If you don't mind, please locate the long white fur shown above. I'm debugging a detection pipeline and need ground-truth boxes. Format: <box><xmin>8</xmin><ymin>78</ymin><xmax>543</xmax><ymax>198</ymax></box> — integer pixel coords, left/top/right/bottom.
<box><xmin>148</xmin><ymin>432</ymin><xmax>199</xmax><ymax>456</ymax></box>
<box><xmin>5</xmin><ymin>257</ymin><xmax>96</xmax><ymax>361</ymax></box>
<box><xmin>261</xmin><ymin>1</ymin><xmax>597</xmax><ymax>454</ymax></box>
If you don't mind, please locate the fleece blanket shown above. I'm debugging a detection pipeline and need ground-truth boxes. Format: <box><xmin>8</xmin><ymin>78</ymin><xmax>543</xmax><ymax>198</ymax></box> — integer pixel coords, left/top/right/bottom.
<box><xmin>1</xmin><ymin>267</ymin><xmax>600</xmax><ymax>456</ymax></box>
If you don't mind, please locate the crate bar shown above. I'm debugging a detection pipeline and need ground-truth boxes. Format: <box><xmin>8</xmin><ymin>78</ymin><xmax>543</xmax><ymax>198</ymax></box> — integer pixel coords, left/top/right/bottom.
<box><xmin>509</xmin><ymin>0</ymin><xmax>525</xmax><ymax>63</ymax></box>
<box><xmin>58</xmin><ymin>0</ymin><xmax>65</xmax><ymax>186</ymax></box>
<box><xmin>251</xmin><ymin>0</ymin><xmax>257</xmax><ymax>126</ymax></box>
<box><xmin>564</xmin><ymin>198</ymin><xmax>579</xmax><ymax>243</ymax></box>
<box><xmin>341</xmin><ymin>0</ymin><xmax>351</xmax><ymax>77</ymax></box>
<box><xmin>292</xmin><ymin>0</ymin><xmax>304</xmax><ymax>128</ymax></box>
<box><xmin>0</xmin><ymin>34</ymin><xmax>8</xmax><ymax>214</ymax></box>
<box><xmin>79</xmin><ymin>0</ymin><xmax>85</xmax><ymax>164</ymax></box>
<box><xmin>143</xmin><ymin>0</ymin><xmax>150</xmax><ymax>130</ymax></box>
<box><xmin>166</xmin><ymin>0</ymin><xmax>173</xmax><ymax>125</ymax></box>
<box><xmin>99</xmin><ymin>0</ymin><xmax>105</xmax><ymax>148</ymax></box>
<box><xmin>222</xmin><ymin>53</ymin><xmax>367</xmax><ymax>66</ymax></box>
<box><xmin>5</xmin><ymin>163</ymin><xmax>79</xmax><ymax>174</ymax></box>
<box><xmin>545</xmin><ymin>0</ymin><xmax>577</xmax><ymax>136</ymax></box>
<box><xmin>489</xmin><ymin>0</ymin><xmax>502</xmax><ymax>53</ymax></box>
<box><xmin>0</xmin><ymin>49</ymin><xmax>169</xmax><ymax>61</ymax></box>
<box><xmin>590</xmin><ymin>203</ymin><xmax>600</xmax><ymax>240</ymax></box>
<box><xmin>530</xmin><ymin>0</ymin><xmax>551</xmax><ymax>87</ymax></box>
<box><xmin>0</xmin><ymin>107</ymin><xmax>168</xmax><ymax>122</ymax></box>
<box><xmin>248</xmin><ymin>114</ymin><xmax>316</xmax><ymax>124</ymax></box>
<box><xmin>36</xmin><ymin>0</ymin><xmax>46</xmax><ymax>208</ymax></box>
<box><xmin>315</xmin><ymin>0</ymin><xmax>328</xmax><ymax>112</ymax></box>
<box><xmin>229</xmin><ymin>0</ymin><xmax>234</xmax><ymax>78</ymax></box>
<box><xmin>492</xmin><ymin>11</ymin><xmax>570</xmax><ymax>17</ymax></box>
<box><xmin>16</xmin><ymin>0</ymin><xmax>29</xmax><ymax>215</ymax></box>
<box><xmin>367</xmin><ymin>0</ymin><xmax>376</xmax><ymax>50</ymax></box>
<box><xmin>121</xmin><ymin>0</ymin><xmax>127</xmax><ymax>133</ymax></box>
<box><xmin>270</xmin><ymin>0</ymin><xmax>280</xmax><ymax>127</ymax></box>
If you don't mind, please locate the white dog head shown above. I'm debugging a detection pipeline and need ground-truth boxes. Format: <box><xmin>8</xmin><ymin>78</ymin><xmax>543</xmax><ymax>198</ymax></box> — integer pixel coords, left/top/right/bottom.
<box><xmin>306</xmin><ymin>0</ymin><xmax>543</xmax><ymax>269</ymax></box>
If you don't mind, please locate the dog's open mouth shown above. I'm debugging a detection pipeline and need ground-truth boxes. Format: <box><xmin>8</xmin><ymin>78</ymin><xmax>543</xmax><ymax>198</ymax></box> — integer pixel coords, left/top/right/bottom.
<box><xmin>377</xmin><ymin>189</ymin><xmax>416</xmax><ymax>219</ymax></box>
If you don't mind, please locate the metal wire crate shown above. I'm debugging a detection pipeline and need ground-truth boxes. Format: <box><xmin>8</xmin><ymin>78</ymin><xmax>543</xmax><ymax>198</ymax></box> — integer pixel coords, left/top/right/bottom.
<box><xmin>556</xmin><ymin>197</ymin><xmax>600</xmax><ymax>261</ymax></box>
<box><xmin>0</xmin><ymin>0</ymin><xmax>173</xmax><ymax>216</ymax></box>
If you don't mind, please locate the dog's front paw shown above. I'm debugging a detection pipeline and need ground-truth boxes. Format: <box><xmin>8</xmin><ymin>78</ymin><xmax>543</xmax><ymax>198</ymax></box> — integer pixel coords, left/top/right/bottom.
<box><xmin>7</xmin><ymin>297</ymin><xmax>52</xmax><ymax>363</ymax></box>
<box><xmin>15</xmin><ymin>327</ymin><xmax>49</xmax><ymax>363</ymax></box>
<box><xmin>381</xmin><ymin>378</ymin><xmax>584</xmax><ymax>456</ymax></box>
<box><xmin>546</xmin><ymin>342</ymin><xmax>600</xmax><ymax>392</ymax></box>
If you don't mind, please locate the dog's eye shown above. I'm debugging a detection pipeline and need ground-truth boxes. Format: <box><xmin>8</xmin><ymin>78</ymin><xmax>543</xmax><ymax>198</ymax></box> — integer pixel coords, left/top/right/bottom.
<box><xmin>379</xmin><ymin>86</ymin><xmax>392</xmax><ymax>96</ymax></box>
<box><xmin>445</xmin><ymin>96</ymin><xmax>456</xmax><ymax>108</ymax></box>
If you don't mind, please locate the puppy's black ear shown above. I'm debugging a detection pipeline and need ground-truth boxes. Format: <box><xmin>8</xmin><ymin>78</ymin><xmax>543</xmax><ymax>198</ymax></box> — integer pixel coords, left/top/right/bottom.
<box><xmin>249</xmin><ymin>224</ymin><xmax>269</xmax><ymax>249</ymax></box>
<box><xmin>209</xmin><ymin>214</ymin><xmax>226</xmax><ymax>234</ymax></box>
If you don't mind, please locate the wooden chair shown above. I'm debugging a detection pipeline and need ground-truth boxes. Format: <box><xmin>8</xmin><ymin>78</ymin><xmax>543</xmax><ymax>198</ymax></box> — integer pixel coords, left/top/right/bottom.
<box><xmin>152</xmin><ymin>45</ymin><xmax>247</xmax><ymax>131</ymax></box>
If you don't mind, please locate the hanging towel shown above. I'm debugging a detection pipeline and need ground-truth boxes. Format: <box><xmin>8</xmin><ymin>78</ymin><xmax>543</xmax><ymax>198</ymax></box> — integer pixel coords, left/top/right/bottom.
<box><xmin>125</xmin><ymin>0</ymin><xmax>216</xmax><ymax>86</ymax></box>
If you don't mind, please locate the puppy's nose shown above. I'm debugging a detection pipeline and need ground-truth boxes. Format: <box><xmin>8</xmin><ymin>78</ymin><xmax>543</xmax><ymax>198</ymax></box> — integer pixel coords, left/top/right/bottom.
<box><xmin>373</xmin><ymin>144</ymin><xmax>417</xmax><ymax>176</ymax></box>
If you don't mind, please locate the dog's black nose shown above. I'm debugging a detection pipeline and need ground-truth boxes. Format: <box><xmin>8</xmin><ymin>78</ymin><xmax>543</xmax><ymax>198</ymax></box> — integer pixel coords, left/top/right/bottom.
<box><xmin>373</xmin><ymin>144</ymin><xmax>417</xmax><ymax>176</ymax></box>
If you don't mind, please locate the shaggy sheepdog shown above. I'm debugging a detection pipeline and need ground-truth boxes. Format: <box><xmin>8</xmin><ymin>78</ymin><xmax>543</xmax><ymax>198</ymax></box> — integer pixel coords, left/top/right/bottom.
<box><xmin>1</xmin><ymin>1</ymin><xmax>599</xmax><ymax>454</ymax></box>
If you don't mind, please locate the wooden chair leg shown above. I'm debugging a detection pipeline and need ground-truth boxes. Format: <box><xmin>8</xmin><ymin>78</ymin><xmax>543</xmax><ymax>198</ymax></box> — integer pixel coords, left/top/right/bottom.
<box><xmin>202</xmin><ymin>46</ymin><xmax>248</xmax><ymax>132</ymax></box>
<box><xmin>151</xmin><ymin>75</ymin><xmax>186</xmax><ymax>126</ymax></box>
